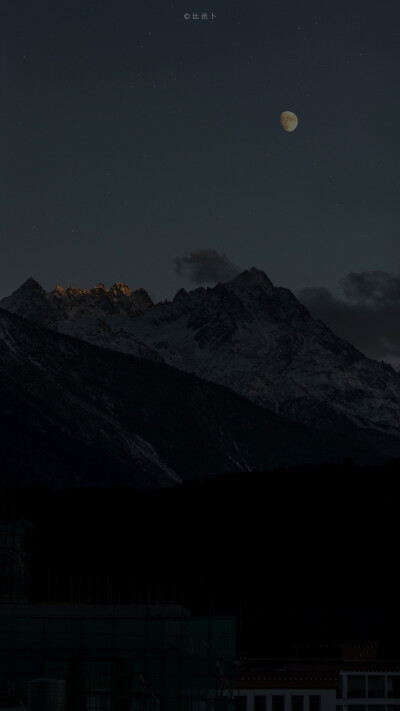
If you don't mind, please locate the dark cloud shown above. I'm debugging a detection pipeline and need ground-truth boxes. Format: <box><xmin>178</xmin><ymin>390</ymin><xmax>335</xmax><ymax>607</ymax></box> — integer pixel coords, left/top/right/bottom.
<box><xmin>298</xmin><ymin>271</ymin><xmax>400</xmax><ymax>370</ymax></box>
<box><xmin>341</xmin><ymin>271</ymin><xmax>400</xmax><ymax>305</ymax></box>
<box><xmin>174</xmin><ymin>249</ymin><xmax>240</xmax><ymax>285</ymax></box>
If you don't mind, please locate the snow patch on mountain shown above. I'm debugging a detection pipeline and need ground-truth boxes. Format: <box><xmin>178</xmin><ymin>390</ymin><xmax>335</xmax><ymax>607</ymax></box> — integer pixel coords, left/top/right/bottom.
<box><xmin>2</xmin><ymin>269</ymin><xmax>400</xmax><ymax>442</ymax></box>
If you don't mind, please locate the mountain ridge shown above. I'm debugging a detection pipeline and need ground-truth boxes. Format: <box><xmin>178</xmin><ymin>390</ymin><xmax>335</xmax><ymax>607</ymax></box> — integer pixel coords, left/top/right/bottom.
<box><xmin>2</xmin><ymin>269</ymin><xmax>400</xmax><ymax>461</ymax></box>
<box><xmin>0</xmin><ymin>277</ymin><xmax>153</xmax><ymax>327</ymax></box>
<box><xmin>3</xmin><ymin>305</ymin><xmax>390</xmax><ymax>489</ymax></box>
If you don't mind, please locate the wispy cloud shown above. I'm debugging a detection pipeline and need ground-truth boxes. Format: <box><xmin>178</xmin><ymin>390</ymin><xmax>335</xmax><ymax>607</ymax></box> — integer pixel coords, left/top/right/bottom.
<box><xmin>174</xmin><ymin>249</ymin><xmax>240</xmax><ymax>285</ymax></box>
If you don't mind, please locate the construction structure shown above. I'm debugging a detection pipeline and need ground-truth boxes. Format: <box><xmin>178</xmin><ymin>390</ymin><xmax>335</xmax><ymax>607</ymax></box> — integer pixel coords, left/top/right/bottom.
<box><xmin>0</xmin><ymin>520</ymin><xmax>33</xmax><ymax>604</ymax></box>
<box><xmin>0</xmin><ymin>603</ymin><xmax>236</xmax><ymax>710</ymax></box>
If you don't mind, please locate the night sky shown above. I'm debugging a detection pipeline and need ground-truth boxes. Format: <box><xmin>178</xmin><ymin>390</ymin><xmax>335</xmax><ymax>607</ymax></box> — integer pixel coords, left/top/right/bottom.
<box><xmin>1</xmin><ymin>0</ymin><xmax>400</xmax><ymax>364</ymax></box>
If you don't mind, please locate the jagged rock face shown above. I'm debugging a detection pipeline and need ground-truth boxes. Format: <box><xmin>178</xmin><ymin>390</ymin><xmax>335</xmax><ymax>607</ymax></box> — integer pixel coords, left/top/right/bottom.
<box><xmin>0</xmin><ymin>278</ymin><xmax>153</xmax><ymax>328</ymax></box>
<box><xmin>95</xmin><ymin>268</ymin><xmax>400</xmax><ymax>440</ymax></box>
<box><xmin>2</xmin><ymin>268</ymin><xmax>400</xmax><ymax>447</ymax></box>
<box><xmin>2</xmin><ymin>306</ymin><xmax>386</xmax><ymax>490</ymax></box>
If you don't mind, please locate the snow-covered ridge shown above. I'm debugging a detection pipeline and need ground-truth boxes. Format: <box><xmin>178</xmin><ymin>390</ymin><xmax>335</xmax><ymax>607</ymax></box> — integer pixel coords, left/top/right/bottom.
<box><xmin>5</xmin><ymin>304</ymin><xmax>383</xmax><ymax>489</ymax></box>
<box><xmin>2</xmin><ymin>268</ymin><xmax>400</xmax><ymax>444</ymax></box>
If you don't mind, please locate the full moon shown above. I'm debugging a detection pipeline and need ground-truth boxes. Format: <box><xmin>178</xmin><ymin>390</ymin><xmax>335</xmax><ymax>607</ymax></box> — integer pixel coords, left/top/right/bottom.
<box><xmin>280</xmin><ymin>111</ymin><xmax>298</xmax><ymax>132</ymax></box>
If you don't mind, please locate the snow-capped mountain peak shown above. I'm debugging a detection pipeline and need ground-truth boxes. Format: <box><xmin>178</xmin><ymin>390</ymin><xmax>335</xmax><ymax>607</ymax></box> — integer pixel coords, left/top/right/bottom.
<box><xmin>2</xmin><ymin>269</ymin><xmax>400</xmax><ymax>455</ymax></box>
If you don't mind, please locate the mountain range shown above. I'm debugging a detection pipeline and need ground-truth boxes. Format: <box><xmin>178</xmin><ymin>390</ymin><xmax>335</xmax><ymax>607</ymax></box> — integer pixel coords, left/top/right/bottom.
<box><xmin>1</xmin><ymin>268</ymin><xmax>399</xmax><ymax>488</ymax></box>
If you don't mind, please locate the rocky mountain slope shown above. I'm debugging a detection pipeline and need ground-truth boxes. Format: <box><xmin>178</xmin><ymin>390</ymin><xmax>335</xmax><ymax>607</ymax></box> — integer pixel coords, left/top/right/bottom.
<box><xmin>2</xmin><ymin>307</ymin><xmax>384</xmax><ymax>490</ymax></box>
<box><xmin>3</xmin><ymin>269</ymin><xmax>400</xmax><ymax>450</ymax></box>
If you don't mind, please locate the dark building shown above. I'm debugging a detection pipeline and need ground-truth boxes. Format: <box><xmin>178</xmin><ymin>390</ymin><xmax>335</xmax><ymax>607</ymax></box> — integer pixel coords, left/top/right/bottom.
<box><xmin>235</xmin><ymin>644</ymin><xmax>400</xmax><ymax>711</ymax></box>
<box><xmin>0</xmin><ymin>603</ymin><xmax>236</xmax><ymax>710</ymax></box>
